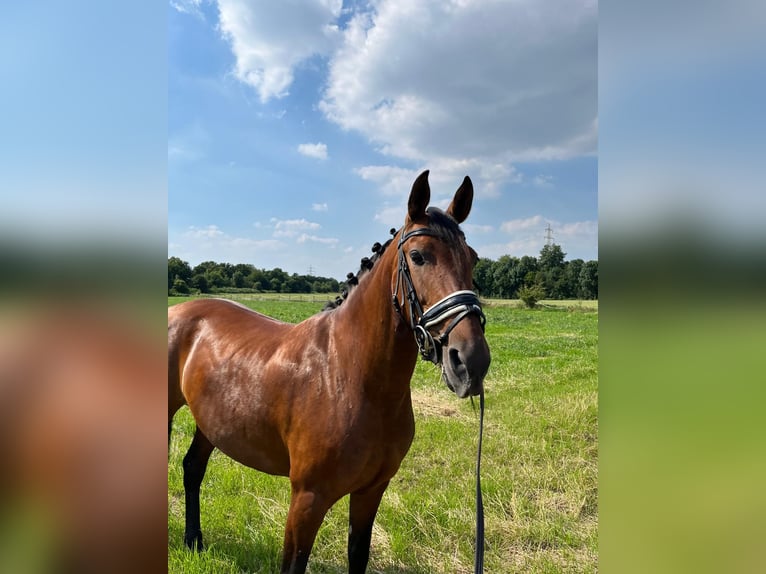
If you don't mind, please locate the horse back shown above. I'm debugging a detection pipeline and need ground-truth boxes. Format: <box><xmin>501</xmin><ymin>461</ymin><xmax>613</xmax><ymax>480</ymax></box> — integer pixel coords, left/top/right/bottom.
<box><xmin>168</xmin><ymin>298</ymin><xmax>290</xmax><ymax>406</ymax></box>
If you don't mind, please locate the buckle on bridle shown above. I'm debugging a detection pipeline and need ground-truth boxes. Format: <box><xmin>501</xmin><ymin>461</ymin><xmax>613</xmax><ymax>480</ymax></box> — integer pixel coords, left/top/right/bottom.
<box><xmin>414</xmin><ymin>324</ymin><xmax>438</xmax><ymax>363</ymax></box>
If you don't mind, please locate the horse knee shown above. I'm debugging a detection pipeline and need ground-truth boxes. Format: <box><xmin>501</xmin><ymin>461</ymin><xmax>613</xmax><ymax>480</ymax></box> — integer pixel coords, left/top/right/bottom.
<box><xmin>182</xmin><ymin>453</ymin><xmax>205</xmax><ymax>486</ymax></box>
<box><xmin>182</xmin><ymin>437</ymin><xmax>212</xmax><ymax>487</ymax></box>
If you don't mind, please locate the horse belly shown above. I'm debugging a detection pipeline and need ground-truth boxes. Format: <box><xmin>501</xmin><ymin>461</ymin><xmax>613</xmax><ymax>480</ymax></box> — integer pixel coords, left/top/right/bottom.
<box><xmin>213</xmin><ymin>431</ymin><xmax>290</xmax><ymax>477</ymax></box>
<box><xmin>184</xmin><ymin>371</ymin><xmax>292</xmax><ymax>477</ymax></box>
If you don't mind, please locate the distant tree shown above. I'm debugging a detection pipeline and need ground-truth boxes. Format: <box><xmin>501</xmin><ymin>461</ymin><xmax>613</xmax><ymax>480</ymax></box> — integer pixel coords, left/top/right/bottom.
<box><xmin>517</xmin><ymin>256</ymin><xmax>539</xmax><ymax>289</ymax></box>
<box><xmin>473</xmin><ymin>257</ymin><xmax>496</xmax><ymax>296</ymax></box>
<box><xmin>564</xmin><ymin>259</ymin><xmax>585</xmax><ymax>298</ymax></box>
<box><xmin>286</xmin><ymin>274</ymin><xmax>310</xmax><ymax>293</ymax></box>
<box><xmin>171</xmin><ymin>277</ymin><xmax>190</xmax><ymax>294</ymax></box>
<box><xmin>580</xmin><ymin>260</ymin><xmax>598</xmax><ymax>299</ymax></box>
<box><xmin>539</xmin><ymin>244</ymin><xmax>566</xmax><ymax>270</ymax></box>
<box><xmin>232</xmin><ymin>263</ymin><xmax>253</xmax><ymax>277</ymax></box>
<box><xmin>539</xmin><ymin>244</ymin><xmax>566</xmax><ymax>298</ymax></box>
<box><xmin>219</xmin><ymin>262</ymin><xmax>234</xmax><ymax>280</ymax></box>
<box><xmin>191</xmin><ymin>261</ymin><xmax>218</xmax><ymax>276</ymax></box>
<box><xmin>192</xmin><ymin>274</ymin><xmax>209</xmax><ymax>293</ymax></box>
<box><xmin>312</xmin><ymin>279</ymin><xmax>339</xmax><ymax>293</ymax></box>
<box><xmin>232</xmin><ymin>270</ymin><xmax>246</xmax><ymax>288</ymax></box>
<box><xmin>250</xmin><ymin>269</ymin><xmax>270</xmax><ymax>291</ymax></box>
<box><xmin>269</xmin><ymin>268</ymin><xmax>289</xmax><ymax>291</ymax></box>
<box><xmin>523</xmin><ymin>270</ymin><xmax>538</xmax><ymax>288</ymax></box>
<box><xmin>518</xmin><ymin>283</ymin><xmax>546</xmax><ymax>308</ymax></box>
<box><xmin>168</xmin><ymin>257</ymin><xmax>192</xmax><ymax>291</ymax></box>
<box><xmin>206</xmin><ymin>269</ymin><xmax>229</xmax><ymax>289</ymax></box>
<box><xmin>491</xmin><ymin>255</ymin><xmax>520</xmax><ymax>298</ymax></box>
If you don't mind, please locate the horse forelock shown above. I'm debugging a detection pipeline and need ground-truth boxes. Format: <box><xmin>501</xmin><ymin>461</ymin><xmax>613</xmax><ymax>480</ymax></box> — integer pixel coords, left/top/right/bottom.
<box><xmin>423</xmin><ymin>206</ymin><xmax>466</xmax><ymax>244</ymax></box>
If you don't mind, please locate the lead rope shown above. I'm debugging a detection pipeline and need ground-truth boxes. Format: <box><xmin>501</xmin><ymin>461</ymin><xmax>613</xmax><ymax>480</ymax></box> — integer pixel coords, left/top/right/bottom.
<box><xmin>475</xmin><ymin>390</ymin><xmax>485</xmax><ymax>574</ymax></box>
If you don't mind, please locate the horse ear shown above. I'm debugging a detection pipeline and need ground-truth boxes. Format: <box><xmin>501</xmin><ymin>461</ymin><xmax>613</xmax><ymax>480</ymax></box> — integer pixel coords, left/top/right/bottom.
<box><xmin>447</xmin><ymin>176</ymin><xmax>473</xmax><ymax>223</ymax></box>
<box><xmin>408</xmin><ymin>170</ymin><xmax>430</xmax><ymax>221</ymax></box>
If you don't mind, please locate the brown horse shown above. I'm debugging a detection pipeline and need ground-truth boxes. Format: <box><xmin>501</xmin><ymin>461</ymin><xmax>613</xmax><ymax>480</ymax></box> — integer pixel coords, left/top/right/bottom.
<box><xmin>168</xmin><ymin>170</ymin><xmax>491</xmax><ymax>573</ymax></box>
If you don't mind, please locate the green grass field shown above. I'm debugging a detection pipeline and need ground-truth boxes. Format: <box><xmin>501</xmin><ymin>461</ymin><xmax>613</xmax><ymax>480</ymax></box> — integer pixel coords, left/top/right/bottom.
<box><xmin>168</xmin><ymin>295</ymin><xmax>598</xmax><ymax>573</ymax></box>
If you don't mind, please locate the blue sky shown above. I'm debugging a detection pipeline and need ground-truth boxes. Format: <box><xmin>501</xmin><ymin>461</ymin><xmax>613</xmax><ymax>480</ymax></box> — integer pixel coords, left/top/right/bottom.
<box><xmin>168</xmin><ymin>0</ymin><xmax>597</xmax><ymax>279</ymax></box>
<box><xmin>1</xmin><ymin>3</ymin><xmax>165</xmax><ymax>246</ymax></box>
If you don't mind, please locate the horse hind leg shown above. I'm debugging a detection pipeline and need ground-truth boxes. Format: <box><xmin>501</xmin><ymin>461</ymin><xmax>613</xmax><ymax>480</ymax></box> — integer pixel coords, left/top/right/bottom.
<box><xmin>182</xmin><ymin>426</ymin><xmax>215</xmax><ymax>551</ymax></box>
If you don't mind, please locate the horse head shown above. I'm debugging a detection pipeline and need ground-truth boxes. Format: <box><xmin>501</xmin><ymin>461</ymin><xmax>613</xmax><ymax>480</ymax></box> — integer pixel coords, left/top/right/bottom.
<box><xmin>393</xmin><ymin>170</ymin><xmax>491</xmax><ymax>398</ymax></box>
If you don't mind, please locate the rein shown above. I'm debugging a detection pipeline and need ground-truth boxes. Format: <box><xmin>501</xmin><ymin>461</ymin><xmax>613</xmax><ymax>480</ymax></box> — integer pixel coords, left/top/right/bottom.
<box><xmin>475</xmin><ymin>390</ymin><xmax>485</xmax><ymax>574</ymax></box>
<box><xmin>391</xmin><ymin>224</ymin><xmax>487</xmax><ymax>573</ymax></box>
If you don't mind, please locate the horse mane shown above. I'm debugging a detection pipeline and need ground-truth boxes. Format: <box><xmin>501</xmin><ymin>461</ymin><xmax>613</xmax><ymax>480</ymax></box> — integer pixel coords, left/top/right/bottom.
<box><xmin>323</xmin><ymin>208</ymin><xmax>465</xmax><ymax>311</ymax></box>
<box><xmin>323</xmin><ymin>232</ymin><xmax>396</xmax><ymax>311</ymax></box>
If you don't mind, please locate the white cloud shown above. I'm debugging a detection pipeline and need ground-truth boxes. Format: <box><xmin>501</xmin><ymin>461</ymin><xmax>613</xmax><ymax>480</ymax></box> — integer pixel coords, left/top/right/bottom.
<box><xmin>500</xmin><ymin>215</ymin><xmax>547</xmax><ymax>234</ymax></box>
<box><xmin>178</xmin><ymin>224</ymin><xmax>283</xmax><ymax>258</ymax></box>
<box><xmin>502</xmin><ymin>217</ymin><xmax>597</xmax><ymax>243</ymax></box>
<box><xmin>296</xmin><ymin>233</ymin><xmax>339</xmax><ymax>245</ymax></box>
<box><xmin>297</xmin><ymin>142</ymin><xmax>329</xmax><ymax>160</ymax></box>
<box><xmin>321</xmin><ymin>0</ymin><xmax>596</xmax><ymax>179</ymax></box>
<box><xmin>373</xmin><ymin>205</ymin><xmax>406</xmax><ymax>228</ymax></box>
<box><xmin>217</xmin><ymin>0</ymin><xmax>342</xmax><ymax>102</ymax></box>
<box><xmin>271</xmin><ymin>217</ymin><xmax>321</xmax><ymax>238</ymax></box>
<box><xmin>212</xmin><ymin>1</ymin><xmax>595</xmax><ymax>202</ymax></box>
<box><xmin>356</xmin><ymin>161</ymin><xmax>516</xmax><ymax>204</ymax></box>
<box><xmin>533</xmin><ymin>174</ymin><xmax>555</xmax><ymax>188</ymax></box>
<box><xmin>311</xmin><ymin>202</ymin><xmax>328</xmax><ymax>212</ymax></box>
<box><xmin>171</xmin><ymin>0</ymin><xmax>206</xmax><ymax>19</ymax></box>
<box><xmin>486</xmin><ymin>216</ymin><xmax>597</xmax><ymax>259</ymax></box>
<box><xmin>558</xmin><ymin>220</ymin><xmax>598</xmax><ymax>240</ymax></box>
<box><xmin>463</xmin><ymin>223</ymin><xmax>494</xmax><ymax>234</ymax></box>
<box><xmin>479</xmin><ymin>238</ymin><xmax>546</xmax><ymax>260</ymax></box>
<box><xmin>356</xmin><ymin>165</ymin><xmax>419</xmax><ymax>197</ymax></box>
<box><xmin>184</xmin><ymin>224</ymin><xmax>225</xmax><ymax>238</ymax></box>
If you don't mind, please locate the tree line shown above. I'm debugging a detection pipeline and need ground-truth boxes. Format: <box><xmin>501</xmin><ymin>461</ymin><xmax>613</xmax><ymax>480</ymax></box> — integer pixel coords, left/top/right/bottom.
<box><xmin>169</xmin><ymin>243</ymin><xmax>597</xmax><ymax>300</ymax></box>
<box><xmin>168</xmin><ymin>258</ymin><xmax>341</xmax><ymax>295</ymax></box>
<box><xmin>474</xmin><ymin>244</ymin><xmax>598</xmax><ymax>300</ymax></box>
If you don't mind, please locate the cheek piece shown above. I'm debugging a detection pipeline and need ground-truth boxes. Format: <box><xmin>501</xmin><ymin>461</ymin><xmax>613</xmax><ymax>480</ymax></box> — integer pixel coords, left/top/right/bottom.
<box><xmin>392</xmin><ymin>227</ymin><xmax>486</xmax><ymax>364</ymax></box>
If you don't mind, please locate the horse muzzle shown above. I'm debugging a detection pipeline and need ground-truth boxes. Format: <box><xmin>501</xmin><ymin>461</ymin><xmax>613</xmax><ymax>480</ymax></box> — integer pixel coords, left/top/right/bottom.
<box><xmin>442</xmin><ymin>333</ymin><xmax>491</xmax><ymax>398</ymax></box>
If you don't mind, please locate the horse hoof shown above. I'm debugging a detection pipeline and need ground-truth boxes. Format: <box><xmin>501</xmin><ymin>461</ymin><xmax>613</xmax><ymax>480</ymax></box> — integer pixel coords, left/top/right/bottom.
<box><xmin>184</xmin><ymin>531</ymin><xmax>204</xmax><ymax>552</ymax></box>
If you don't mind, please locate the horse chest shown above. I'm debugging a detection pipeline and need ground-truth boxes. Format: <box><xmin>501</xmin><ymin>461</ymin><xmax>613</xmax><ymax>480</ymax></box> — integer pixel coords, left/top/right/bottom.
<box><xmin>347</xmin><ymin>399</ymin><xmax>415</xmax><ymax>461</ymax></box>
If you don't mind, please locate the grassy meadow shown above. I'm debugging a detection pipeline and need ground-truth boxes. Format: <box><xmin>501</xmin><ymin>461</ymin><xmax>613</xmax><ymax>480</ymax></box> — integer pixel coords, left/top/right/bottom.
<box><xmin>168</xmin><ymin>295</ymin><xmax>598</xmax><ymax>573</ymax></box>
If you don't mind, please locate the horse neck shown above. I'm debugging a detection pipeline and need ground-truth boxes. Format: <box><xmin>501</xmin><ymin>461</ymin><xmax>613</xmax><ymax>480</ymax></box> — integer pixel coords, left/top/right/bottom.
<box><xmin>332</xmin><ymin>245</ymin><xmax>419</xmax><ymax>395</ymax></box>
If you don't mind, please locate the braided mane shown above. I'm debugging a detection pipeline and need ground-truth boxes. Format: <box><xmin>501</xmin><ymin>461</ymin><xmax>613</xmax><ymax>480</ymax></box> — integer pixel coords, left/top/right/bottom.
<box><xmin>324</xmin><ymin>208</ymin><xmax>465</xmax><ymax>311</ymax></box>
<box><xmin>323</xmin><ymin>229</ymin><xmax>396</xmax><ymax>311</ymax></box>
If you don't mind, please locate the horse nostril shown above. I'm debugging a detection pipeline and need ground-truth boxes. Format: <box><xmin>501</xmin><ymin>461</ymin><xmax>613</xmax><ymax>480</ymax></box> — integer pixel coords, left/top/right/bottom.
<box><xmin>449</xmin><ymin>348</ymin><xmax>464</xmax><ymax>373</ymax></box>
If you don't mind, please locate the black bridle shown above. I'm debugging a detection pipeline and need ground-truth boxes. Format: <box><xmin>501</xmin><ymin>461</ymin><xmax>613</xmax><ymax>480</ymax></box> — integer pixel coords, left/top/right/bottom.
<box><xmin>391</xmin><ymin>226</ymin><xmax>486</xmax><ymax>364</ymax></box>
<box><xmin>390</xmin><ymin>223</ymin><xmax>487</xmax><ymax>574</ymax></box>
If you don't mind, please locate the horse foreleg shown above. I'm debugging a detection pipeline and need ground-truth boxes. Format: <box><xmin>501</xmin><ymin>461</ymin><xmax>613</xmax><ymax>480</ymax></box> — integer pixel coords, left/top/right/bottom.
<box><xmin>348</xmin><ymin>481</ymin><xmax>389</xmax><ymax>574</ymax></box>
<box><xmin>182</xmin><ymin>426</ymin><xmax>214</xmax><ymax>551</ymax></box>
<box><xmin>280</xmin><ymin>487</ymin><xmax>332</xmax><ymax>574</ymax></box>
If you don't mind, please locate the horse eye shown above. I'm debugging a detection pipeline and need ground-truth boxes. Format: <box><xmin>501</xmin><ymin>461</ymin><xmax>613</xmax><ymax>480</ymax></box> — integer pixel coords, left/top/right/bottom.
<box><xmin>409</xmin><ymin>250</ymin><xmax>425</xmax><ymax>266</ymax></box>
